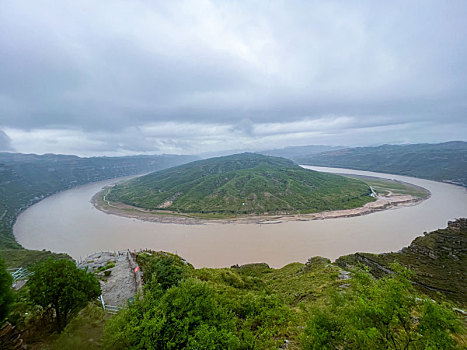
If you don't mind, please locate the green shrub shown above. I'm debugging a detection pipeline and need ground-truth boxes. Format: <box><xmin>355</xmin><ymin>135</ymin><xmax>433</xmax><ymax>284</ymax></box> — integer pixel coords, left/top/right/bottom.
<box><xmin>137</xmin><ymin>252</ymin><xmax>192</xmax><ymax>290</ymax></box>
<box><xmin>104</xmin><ymin>279</ymin><xmax>239</xmax><ymax>349</ymax></box>
<box><xmin>235</xmin><ymin>292</ymin><xmax>292</xmax><ymax>349</ymax></box>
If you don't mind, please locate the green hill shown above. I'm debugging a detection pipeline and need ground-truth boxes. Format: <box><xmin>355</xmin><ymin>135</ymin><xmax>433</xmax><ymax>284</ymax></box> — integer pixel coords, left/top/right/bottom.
<box><xmin>294</xmin><ymin>141</ymin><xmax>467</xmax><ymax>187</ymax></box>
<box><xmin>107</xmin><ymin>153</ymin><xmax>374</xmax><ymax>216</ymax></box>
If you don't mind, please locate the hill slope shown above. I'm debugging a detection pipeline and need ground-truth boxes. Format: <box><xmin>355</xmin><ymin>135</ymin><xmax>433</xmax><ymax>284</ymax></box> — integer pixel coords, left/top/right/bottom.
<box><xmin>0</xmin><ymin>153</ymin><xmax>197</xmax><ymax>249</ymax></box>
<box><xmin>337</xmin><ymin>218</ymin><xmax>467</xmax><ymax>307</ymax></box>
<box><xmin>294</xmin><ymin>141</ymin><xmax>467</xmax><ymax>187</ymax></box>
<box><xmin>107</xmin><ymin>153</ymin><xmax>374</xmax><ymax>215</ymax></box>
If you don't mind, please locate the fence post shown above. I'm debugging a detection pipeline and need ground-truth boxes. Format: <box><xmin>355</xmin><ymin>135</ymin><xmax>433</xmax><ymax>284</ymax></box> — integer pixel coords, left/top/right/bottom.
<box><xmin>100</xmin><ymin>294</ymin><xmax>106</xmax><ymax>310</ymax></box>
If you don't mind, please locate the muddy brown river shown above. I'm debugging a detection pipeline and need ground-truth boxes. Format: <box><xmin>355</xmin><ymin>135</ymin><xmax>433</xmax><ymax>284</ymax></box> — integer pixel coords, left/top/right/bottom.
<box><xmin>14</xmin><ymin>166</ymin><xmax>467</xmax><ymax>268</ymax></box>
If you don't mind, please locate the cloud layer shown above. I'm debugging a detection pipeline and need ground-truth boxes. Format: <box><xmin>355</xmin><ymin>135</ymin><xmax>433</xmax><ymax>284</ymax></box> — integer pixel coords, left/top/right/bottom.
<box><xmin>1</xmin><ymin>0</ymin><xmax>466</xmax><ymax>155</ymax></box>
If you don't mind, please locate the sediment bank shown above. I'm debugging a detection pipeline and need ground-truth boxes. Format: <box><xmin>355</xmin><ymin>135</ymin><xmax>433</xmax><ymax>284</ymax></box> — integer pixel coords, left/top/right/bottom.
<box><xmin>93</xmin><ymin>188</ymin><xmax>427</xmax><ymax>225</ymax></box>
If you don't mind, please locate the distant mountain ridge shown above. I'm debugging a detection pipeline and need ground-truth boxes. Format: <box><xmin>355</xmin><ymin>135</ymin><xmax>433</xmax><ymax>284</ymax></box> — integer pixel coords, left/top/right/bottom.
<box><xmin>283</xmin><ymin>142</ymin><xmax>467</xmax><ymax>187</ymax></box>
<box><xmin>0</xmin><ymin>153</ymin><xmax>198</xmax><ymax>249</ymax></box>
<box><xmin>260</xmin><ymin>144</ymin><xmax>344</xmax><ymax>159</ymax></box>
<box><xmin>107</xmin><ymin>153</ymin><xmax>373</xmax><ymax>216</ymax></box>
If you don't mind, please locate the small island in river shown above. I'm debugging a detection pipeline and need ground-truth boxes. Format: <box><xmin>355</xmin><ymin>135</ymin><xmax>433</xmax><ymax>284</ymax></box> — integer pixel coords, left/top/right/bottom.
<box><xmin>93</xmin><ymin>153</ymin><xmax>429</xmax><ymax>224</ymax></box>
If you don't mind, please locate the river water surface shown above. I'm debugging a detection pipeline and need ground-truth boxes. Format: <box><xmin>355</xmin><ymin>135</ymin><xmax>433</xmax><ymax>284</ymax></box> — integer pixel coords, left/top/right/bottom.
<box><xmin>14</xmin><ymin>167</ymin><xmax>467</xmax><ymax>268</ymax></box>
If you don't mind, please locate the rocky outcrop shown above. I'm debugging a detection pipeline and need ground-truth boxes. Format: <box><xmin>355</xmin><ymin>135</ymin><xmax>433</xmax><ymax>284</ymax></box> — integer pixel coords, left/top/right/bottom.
<box><xmin>408</xmin><ymin>219</ymin><xmax>466</xmax><ymax>261</ymax></box>
<box><xmin>336</xmin><ymin>219</ymin><xmax>467</xmax><ymax>307</ymax></box>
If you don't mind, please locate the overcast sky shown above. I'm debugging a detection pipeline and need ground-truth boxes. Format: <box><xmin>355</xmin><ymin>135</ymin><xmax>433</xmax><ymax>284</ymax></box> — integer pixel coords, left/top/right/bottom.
<box><xmin>0</xmin><ymin>0</ymin><xmax>466</xmax><ymax>156</ymax></box>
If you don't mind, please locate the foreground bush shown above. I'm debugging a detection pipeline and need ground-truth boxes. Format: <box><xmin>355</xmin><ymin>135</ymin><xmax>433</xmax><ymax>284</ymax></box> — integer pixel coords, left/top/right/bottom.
<box><xmin>136</xmin><ymin>252</ymin><xmax>193</xmax><ymax>290</ymax></box>
<box><xmin>106</xmin><ymin>252</ymin><xmax>291</xmax><ymax>349</ymax></box>
<box><xmin>104</xmin><ymin>279</ymin><xmax>239</xmax><ymax>349</ymax></box>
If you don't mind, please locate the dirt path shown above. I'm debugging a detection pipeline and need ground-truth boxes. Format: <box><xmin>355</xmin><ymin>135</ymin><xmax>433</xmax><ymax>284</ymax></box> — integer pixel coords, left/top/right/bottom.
<box><xmin>79</xmin><ymin>251</ymin><xmax>137</xmax><ymax>306</ymax></box>
<box><xmin>101</xmin><ymin>252</ymin><xmax>137</xmax><ymax>306</ymax></box>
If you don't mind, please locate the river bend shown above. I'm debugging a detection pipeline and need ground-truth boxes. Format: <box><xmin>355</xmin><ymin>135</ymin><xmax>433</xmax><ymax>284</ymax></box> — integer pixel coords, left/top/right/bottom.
<box><xmin>14</xmin><ymin>167</ymin><xmax>467</xmax><ymax>268</ymax></box>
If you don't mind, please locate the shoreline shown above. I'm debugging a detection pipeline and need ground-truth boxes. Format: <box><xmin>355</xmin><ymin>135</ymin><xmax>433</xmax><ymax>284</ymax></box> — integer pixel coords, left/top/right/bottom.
<box><xmin>92</xmin><ymin>187</ymin><xmax>429</xmax><ymax>225</ymax></box>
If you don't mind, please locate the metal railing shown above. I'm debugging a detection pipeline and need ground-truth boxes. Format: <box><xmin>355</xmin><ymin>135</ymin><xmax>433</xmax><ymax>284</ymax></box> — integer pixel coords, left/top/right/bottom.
<box><xmin>97</xmin><ymin>294</ymin><xmax>122</xmax><ymax>314</ymax></box>
<box><xmin>7</xmin><ymin>267</ymin><xmax>32</xmax><ymax>288</ymax></box>
<box><xmin>105</xmin><ymin>305</ymin><xmax>121</xmax><ymax>314</ymax></box>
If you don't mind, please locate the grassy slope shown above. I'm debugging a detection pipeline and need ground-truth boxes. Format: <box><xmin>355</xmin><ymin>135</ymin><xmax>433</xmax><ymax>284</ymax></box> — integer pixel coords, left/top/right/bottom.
<box><xmin>107</xmin><ymin>153</ymin><xmax>374</xmax><ymax>215</ymax></box>
<box><xmin>0</xmin><ymin>153</ymin><xmax>197</xmax><ymax>250</ymax></box>
<box><xmin>295</xmin><ymin>141</ymin><xmax>467</xmax><ymax>187</ymax></box>
<box><xmin>336</xmin><ymin>219</ymin><xmax>467</xmax><ymax>307</ymax></box>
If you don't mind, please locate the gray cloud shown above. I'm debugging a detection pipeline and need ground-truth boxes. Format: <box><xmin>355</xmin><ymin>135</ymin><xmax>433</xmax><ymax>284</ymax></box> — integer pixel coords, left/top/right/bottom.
<box><xmin>0</xmin><ymin>0</ymin><xmax>466</xmax><ymax>155</ymax></box>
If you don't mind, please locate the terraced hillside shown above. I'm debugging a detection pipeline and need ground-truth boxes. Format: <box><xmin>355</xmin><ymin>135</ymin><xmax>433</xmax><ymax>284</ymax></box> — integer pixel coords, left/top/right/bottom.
<box><xmin>107</xmin><ymin>153</ymin><xmax>374</xmax><ymax>216</ymax></box>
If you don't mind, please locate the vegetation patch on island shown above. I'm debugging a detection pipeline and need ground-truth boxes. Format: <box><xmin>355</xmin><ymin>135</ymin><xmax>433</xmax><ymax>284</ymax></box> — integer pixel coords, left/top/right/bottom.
<box><xmin>104</xmin><ymin>153</ymin><xmax>375</xmax><ymax>218</ymax></box>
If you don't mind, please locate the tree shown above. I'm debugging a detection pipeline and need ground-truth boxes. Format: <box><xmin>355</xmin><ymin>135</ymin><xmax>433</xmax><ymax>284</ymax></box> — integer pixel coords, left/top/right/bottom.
<box><xmin>0</xmin><ymin>253</ymin><xmax>14</xmax><ymax>324</ymax></box>
<box><xmin>27</xmin><ymin>258</ymin><xmax>100</xmax><ymax>332</ymax></box>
